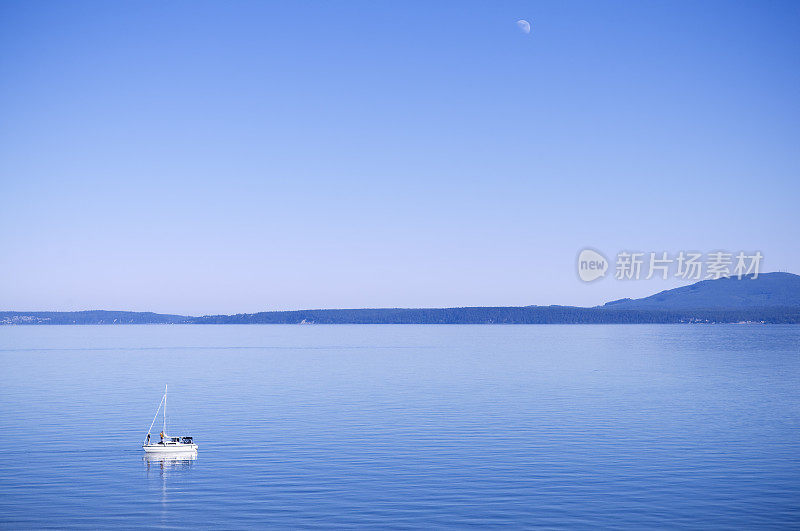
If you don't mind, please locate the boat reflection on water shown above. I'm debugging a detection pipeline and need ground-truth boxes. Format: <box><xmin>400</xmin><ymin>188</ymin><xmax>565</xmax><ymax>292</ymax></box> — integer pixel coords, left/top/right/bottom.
<box><xmin>143</xmin><ymin>451</ymin><xmax>196</xmax><ymax>512</ymax></box>
<box><xmin>143</xmin><ymin>451</ymin><xmax>197</xmax><ymax>475</ymax></box>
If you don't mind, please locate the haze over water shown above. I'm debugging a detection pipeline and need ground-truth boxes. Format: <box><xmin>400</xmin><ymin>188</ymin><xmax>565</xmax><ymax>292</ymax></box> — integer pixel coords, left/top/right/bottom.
<box><xmin>1</xmin><ymin>324</ymin><xmax>798</xmax><ymax>528</ymax></box>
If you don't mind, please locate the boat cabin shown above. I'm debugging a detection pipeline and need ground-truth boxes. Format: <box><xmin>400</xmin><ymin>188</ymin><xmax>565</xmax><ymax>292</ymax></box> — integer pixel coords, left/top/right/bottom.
<box><xmin>160</xmin><ymin>436</ymin><xmax>193</xmax><ymax>445</ymax></box>
<box><xmin>145</xmin><ymin>433</ymin><xmax>194</xmax><ymax>446</ymax></box>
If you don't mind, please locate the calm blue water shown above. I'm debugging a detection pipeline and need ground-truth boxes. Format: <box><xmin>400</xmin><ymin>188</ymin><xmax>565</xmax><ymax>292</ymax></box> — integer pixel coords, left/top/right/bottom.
<box><xmin>0</xmin><ymin>324</ymin><xmax>798</xmax><ymax>528</ymax></box>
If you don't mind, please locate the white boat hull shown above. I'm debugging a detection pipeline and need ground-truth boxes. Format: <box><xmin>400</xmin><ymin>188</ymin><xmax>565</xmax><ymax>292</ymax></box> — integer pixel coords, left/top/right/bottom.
<box><xmin>143</xmin><ymin>443</ymin><xmax>198</xmax><ymax>453</ymax></box>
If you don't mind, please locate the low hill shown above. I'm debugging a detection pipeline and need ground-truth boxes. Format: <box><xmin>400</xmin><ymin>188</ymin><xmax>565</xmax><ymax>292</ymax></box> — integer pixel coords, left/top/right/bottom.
<box><xmin>189</xmin><ymin>306</ymin><xmax>800</xmax><ymax>324</ymax></box>
<box><xmin>0</xmin><ymin>310</ymin><xmax>190</xmax><ymax>325</ymax></box>
<box><xmin>602</xmin><ymin>272</ymin><xmax>800</xmax><ymax>310</ymax></box>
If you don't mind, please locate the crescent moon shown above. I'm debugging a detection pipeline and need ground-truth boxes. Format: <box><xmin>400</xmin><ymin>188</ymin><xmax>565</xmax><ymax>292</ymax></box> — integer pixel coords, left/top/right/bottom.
<box><xmin>516</xmin><ymin>19</ymin><xmax>531</xmax><ymax>34</ymax></box>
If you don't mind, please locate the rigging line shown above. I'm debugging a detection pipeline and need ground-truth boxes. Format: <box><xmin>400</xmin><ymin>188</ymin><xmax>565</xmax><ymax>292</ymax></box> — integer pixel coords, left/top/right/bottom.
<box><xmin>144</xmin><ymin>393</ymin><xmax>165</xmax><ymax>445</ymax></box>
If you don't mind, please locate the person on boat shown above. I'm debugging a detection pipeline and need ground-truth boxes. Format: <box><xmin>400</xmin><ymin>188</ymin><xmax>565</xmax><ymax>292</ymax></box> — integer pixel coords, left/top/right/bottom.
<box><xmin>160</xmin><ymin>431</ymin><xmax>165</xmax><ymax>443</ymax></box>
<box><xmin>146</xmin><ymin>433</ymin><xmax>151</xmax><ymax>445</ymax></box>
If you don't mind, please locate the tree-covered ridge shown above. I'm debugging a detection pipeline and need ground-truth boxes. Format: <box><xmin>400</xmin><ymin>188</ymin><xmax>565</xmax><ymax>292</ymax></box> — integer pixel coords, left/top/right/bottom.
<box><xmin>3</xmin><ymin>306</ymin><xmax>798</xmax><ymax>325</ymax></box>
<box><xmin>3</xmin><ymin>273</ymin><xmax>799</xmax><ymax>325</ymax></box>
<box><xmin>0</xmin><ymin>311</ymin><xmax>190</xmax><ymax>325</ymax></box>
<box><xmin>190</xmin><ymin>306</ymin><xmax>800</xmax><ymax>325</ymax></box>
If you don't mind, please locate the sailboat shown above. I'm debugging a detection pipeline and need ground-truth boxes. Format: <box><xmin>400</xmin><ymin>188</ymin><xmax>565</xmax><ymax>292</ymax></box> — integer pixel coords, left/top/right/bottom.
<box><xmin>142</xmin><ymin>385</ymin><xmax>198</xmax><ymax>453</ymax></box>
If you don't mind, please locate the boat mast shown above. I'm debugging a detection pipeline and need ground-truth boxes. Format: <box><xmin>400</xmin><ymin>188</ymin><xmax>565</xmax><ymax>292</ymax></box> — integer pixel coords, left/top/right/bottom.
<box><xmin>163</xmin><ymin>384</ymin><xmax>167</xmax><ymax>435</ymax></box>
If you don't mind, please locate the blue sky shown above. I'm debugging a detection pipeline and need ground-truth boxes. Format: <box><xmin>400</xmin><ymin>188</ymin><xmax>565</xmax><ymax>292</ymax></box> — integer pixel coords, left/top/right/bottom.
<box><xmin>1</xmin><ymin>1</ymin><xmax>798</xmax><ymax>315</ymax></box>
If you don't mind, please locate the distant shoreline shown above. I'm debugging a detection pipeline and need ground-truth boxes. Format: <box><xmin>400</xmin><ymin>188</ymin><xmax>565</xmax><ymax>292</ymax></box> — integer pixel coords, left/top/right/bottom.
<box><xmin>2</xmin><ymin>306</ymin><xmax>800</xmax><ymax>325</ymax></box>
<box><xmin>4</xmin><ymin>273</ymin><xmax>799</xmax><ymax>325</ymax></box>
